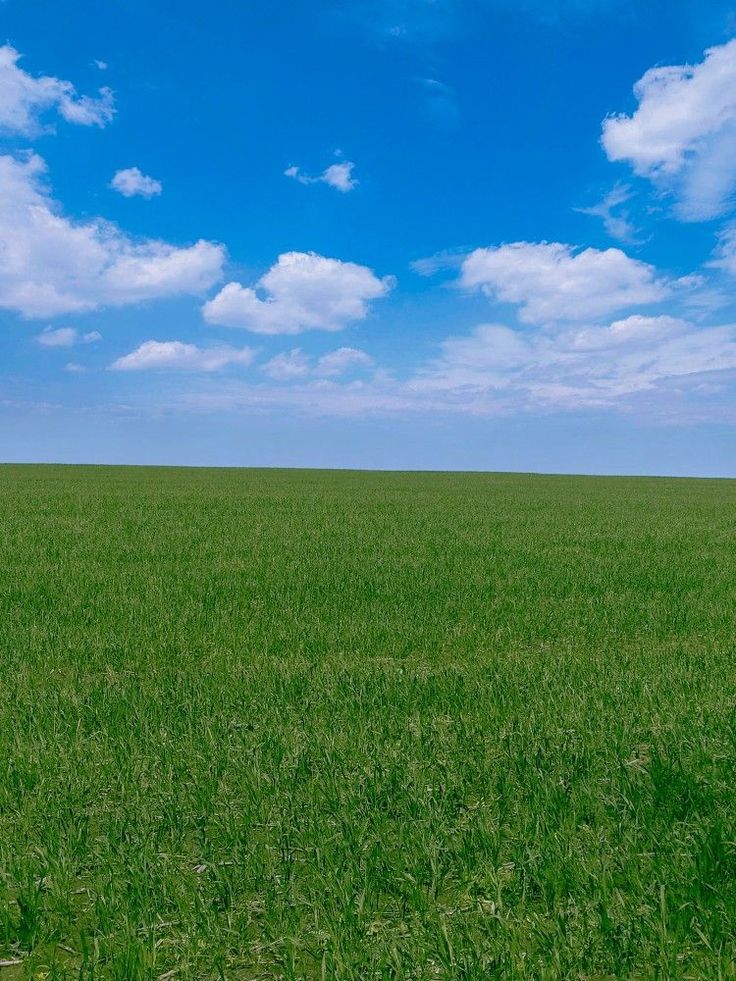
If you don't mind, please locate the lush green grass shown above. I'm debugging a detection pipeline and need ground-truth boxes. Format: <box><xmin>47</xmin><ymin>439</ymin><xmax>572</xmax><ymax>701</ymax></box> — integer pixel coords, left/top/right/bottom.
<box><xmin>1</xmin><ymin>465</ymin><xmax>736</xmax><ymax>979</ymax></box>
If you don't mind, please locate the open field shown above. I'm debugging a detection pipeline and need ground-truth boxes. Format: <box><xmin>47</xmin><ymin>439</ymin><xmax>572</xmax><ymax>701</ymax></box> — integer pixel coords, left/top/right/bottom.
<box><xmin>1</xmin><ymin>465</ymin><xmax>736</xmax><ymax>978</ymax></box>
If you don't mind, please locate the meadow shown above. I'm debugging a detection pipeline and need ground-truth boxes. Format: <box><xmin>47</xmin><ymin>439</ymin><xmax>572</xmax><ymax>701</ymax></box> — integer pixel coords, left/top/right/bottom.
<box><xmin>1</xmin><ymin>464</ymin><xmax>735</xmax><ymax>979</ymax></box>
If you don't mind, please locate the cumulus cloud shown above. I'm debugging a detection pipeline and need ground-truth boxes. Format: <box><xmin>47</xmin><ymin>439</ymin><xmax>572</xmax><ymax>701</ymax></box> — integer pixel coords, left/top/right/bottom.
<box><xmin>0</xmin><ymin>153</ymin><xmax>225</xmax><ymax>318</ymax></box>
<box><xmin>203</xmin><ymin>251</ymin><xmax>393</xmax><ymax>334</ymax></box>
<box><xmin>111</xmin><ymin>167</ymin><xmax>162</xmax><ymax>199</ymax></box>
<box><xmin>460</xmin><ymin>241</ymin><xmax>668</xmax><ymax>324</ymax></box>
<box><xmin>602</xmin><ymin>39</ymin><xmax>736</xmax><ymax>220</ymax></box>
<box><xmin>36</xmin><ymin>326</ymin><xmax>101</xmax><ymax>347</ymax></box>
<box><xmin>111</xmin><ymin>340</ymin><xmax>256</xmax><ymax>372</ymax></box>
<box><xmin>285</xmin><ymin>160</ymin><xmax>358</xmax><ymax>192</ymax></box>
<box><xmin>0</xmin><ymin>44</ymin><xmax>114</xmax><ymax>136</ymax></box>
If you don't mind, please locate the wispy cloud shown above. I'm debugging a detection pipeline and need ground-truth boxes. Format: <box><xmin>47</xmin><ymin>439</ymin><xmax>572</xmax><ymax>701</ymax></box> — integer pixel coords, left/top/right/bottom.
<box><xmin>285</xmin><ymin>159</ymin><xmax>358</xmax><ymax>192</ymax></box>
<box><xmin>262</xmin><ymin>346</ymin><xmax>374</xmax><ymax>380</ymax></box>
<box><xmin>342</xmin><ymin>0</ymin><xmax>459</xmax><ymax>46</ymax></box>
<box><xmin>576</xmin><ymin>184</ymin><xmax>641</xmax><ymax>243</ymax></box>
<box><xmin>411</xmin><ymin>248</ymin><xmax>467</xmax><ymax>276</ymax></box>
<box><xmin>341</xmin><ymin>0</ymin><xmax>630</xmax><ymax>48</ymax></box>
<box><xmin>111</xmin><ymin>341</ymin><xmax>256</xmax><ymax>373</ymax></box>
<box><xmin>316</xmin><ymin>347</ymin><xmax>374</xmax><ymax>376</ymax></box>
<box><xmin>36</xmin><ymin>327</ymin><xmax>102</xmax><ymax>347</ymax></box>
<box><xmin>262</xmin><ymin>348</ymin><xmax>311</xmax><ymax>381</ymax></box>
<box><xmin>412</xmin><ymin>313</ymin><xmax>736</xmax><ymax>411</ymax></box>
<box><xmin>708</xmin><ymin>221</ymin><xmax>736</xmax><ymax>276</ymax></box>
<box><xmin>159</xmin><ymin>305</ymin><xmax>736</xmax><ymax>425</ymax></box>
<box><xmin>414</xmin><ymin>77</ymin><xmax>460</xmax><ymax>131</ymax></box>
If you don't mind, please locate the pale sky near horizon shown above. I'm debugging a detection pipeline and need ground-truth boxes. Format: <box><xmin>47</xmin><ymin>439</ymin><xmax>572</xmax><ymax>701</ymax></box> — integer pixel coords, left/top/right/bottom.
<box><xmin>2</xmin><ymin>0</ymin><xmax>736</xmax><ymax>475</ymax></box>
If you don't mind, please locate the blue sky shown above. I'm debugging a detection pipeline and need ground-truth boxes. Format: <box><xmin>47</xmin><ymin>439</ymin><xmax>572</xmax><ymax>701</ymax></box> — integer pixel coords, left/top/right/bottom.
<box><xmin>2</xmin><ymin>0</ymin><xmax>736</xmax><ymax>474</ymax></box>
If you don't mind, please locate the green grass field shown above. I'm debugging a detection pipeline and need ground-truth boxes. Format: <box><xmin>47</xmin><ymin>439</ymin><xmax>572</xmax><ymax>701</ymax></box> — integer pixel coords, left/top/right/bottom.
<box><xmin>1</xmin><ymin>465</ymin><xmax>736</xmax><ymax>979</ymax></box>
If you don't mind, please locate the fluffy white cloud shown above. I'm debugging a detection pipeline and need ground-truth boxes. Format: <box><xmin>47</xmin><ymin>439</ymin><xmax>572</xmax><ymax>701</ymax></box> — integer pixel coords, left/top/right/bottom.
<box><xmin>460</xmin><ymin>241</ymin><xmax>668</xmax><ymax>324</ymax></box>
<box><xmin>203</xmin><ymin>251</ymin><xmax>393</xmax><ymax>334</ymax></box>
<box><xmin>36</xmin><ymin>326</ymin><xmax>101</xmax><ymax>347</ymax></box>
<box><xmin>322</xmin><ymin>162</ymin><xmax>357</xmax><ymax>192</ymax></box>
<box><xmin>0</xmin><ymin>44</ymin><xmax>114</xmax><ymax>135</ymax></box>
<box><xmin>111</xmin><ymin>167</ymin><xmax>162</xmax><ymax>199</ymax></box>
<box><xmin>111</xmin><ymin>340</ymin><xmax>256</xmax><ymax>372</ymax></box>
<box><xmin>285</xmin><ymin>160</ymin><xmax>357</xmax><ymax>192</ymax></box>
<box><xmin>0</xmin><ymin>153</ymin><xmax>225</xmax><ymax>318</ymax></box>
<box><xmin>602</xmin><ymin>39</ymin><xmax>736</xmax><ymax>220</ymax></box>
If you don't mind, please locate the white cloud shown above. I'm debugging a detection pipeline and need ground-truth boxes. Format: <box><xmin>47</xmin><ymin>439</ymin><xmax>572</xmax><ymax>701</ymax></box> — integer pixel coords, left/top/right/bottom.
<box><xmin>0</xmin><ymin>44</ymin><xmax>114</xmax><ymax>136</ymax></box>
<box><xmin>203</xmin><ymin>251</ymin><xmax>393</xmax><ymax>334</ymax></box>
<box><xmin>171</xmin><ymin>377</ymin><xmax>439</xmax><ymax>418</ymax></box>
<box><xmin>322</xmin><ymin>162</ymin><xmax>357</xmax><ymax>192</ymax></box>
<box><xmin>0</xmin><ymin>153</ymin><xmax>225</xmax><ymax>318</ymax></box>
<box><xmin>602</xmin><ymin>39</ymin><xmax>736</xmax><ymax>220</ymax></box>
<box><xmin>411</xmin><ymin>249</ymin><xmax>466</xmax><ymax>276</ymax></box>
<box><xmin>170</xmin><ymin>309</ymin><xmax>736</xmax><ymax>421</ymax></box>
<box><xmin>64</xmin><ymin>362</ymin><xmax>85</xmax><ymax>373</ymax></box>
<box><xmin>285</xmin><ymin>160</ymin><xmax>358</xmax><ymax>192</ymax></box>
<box><xmin>160</xmin><ymin>307</ymin><xmax>736</xmax><ymax>423</ymax></box>
<box><xmin>36</xmin><ymin>326</ymin><xmax>102</xmax><ymax>347</ymax></box>
<box><xmin>111</xmin><ymin>167</ymin><xmax>162</xmax><ymax>199</ymax></box>
<box><xmin>460</xmin><ymin>241</ymin><xmax>668</xmax><ymax>324</ymax></box>
<box><xmin>413</xmin><ymin>314</ymin><xmax>736</xmax><ymax>407</ymax></box>
<box><xmin>93</xmin><ymin>60</ymin><xmax>108</xmax><ymax>71</ymax></box>
<box><xmin>111</xmin><ymin>340</ymin><xmax>256</xmax><ymax>372</ymax></box>
<box><xmin>262</xmin><ymin>345</ymin><xmax>374</xmax><ymax>380</ymax></box>
<box><xmin>708</xmin><ymin>222</ymin><xmax>736</xmax><ymax>276</ymax></box>
<box><xmin>316</xmin><ymin>346</ymin><xmax>374</xmax><ymax>376</ymax></box>
<box><xmin>262</xmin><ymin>348</ymin><xmax>311</xmax><ymax>380</ymax></box>
<box><xmin>37</xmin><ymin>326</ymin><xmax>77</xmax><ymax>347</ymax></box>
